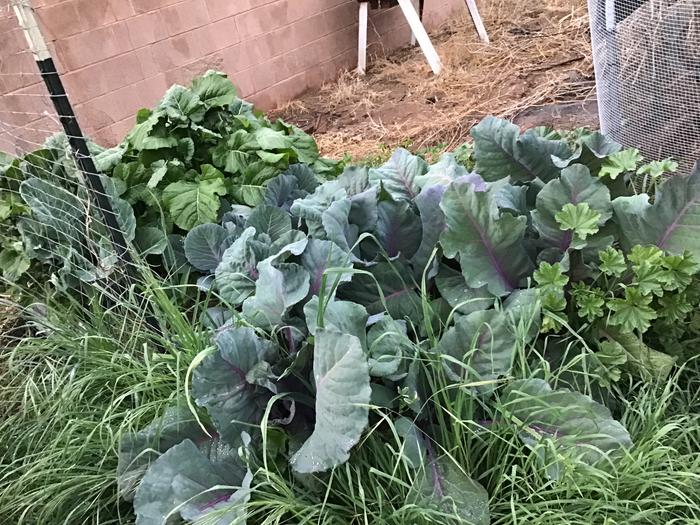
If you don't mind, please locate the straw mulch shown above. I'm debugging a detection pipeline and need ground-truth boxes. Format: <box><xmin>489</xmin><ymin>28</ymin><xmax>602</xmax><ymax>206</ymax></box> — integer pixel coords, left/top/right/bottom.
<box><xmin>275</xmin><ymin>0</ymin><xmax>596</xmax><ymax>160</ymax></box>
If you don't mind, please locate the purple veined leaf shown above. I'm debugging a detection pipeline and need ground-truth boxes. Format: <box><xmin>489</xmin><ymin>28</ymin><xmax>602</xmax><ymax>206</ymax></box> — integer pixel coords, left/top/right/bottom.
<box><xmin>192</xmin><ymin>327</ymin><xmax>279</xmax><ymax>444</ymax></box>
<box><xmin>411</xmin><ymin>184</ymin><xmax>446</xmax><ymax>279</ymax></box>
<box><xmin>133</xmin><ymin>438</ymin><xmax>253</xmax><ymax>525</ymax></box>
<box><xmin>214</xmin><ymin>227</ymin><xmax>259</xmax><ymax>305</ymax></box>
<box><xmin>435</xmin><ymin>289</ymin><xmax>540</xmax><ymax>390</ymax></box>
<box><xmin>613</xmin><ymin>162</ymin><xmax>700</xmax><ymax>257</ymax></box>
<box><xmin>411</xmin><ymin>450</ymin><xmax>490</xmax><ymax>525</ymax></box>
<box><xmin>337</xmin><ymin>261</ymin><xmax>423</xmax><ymax>325</ymax></box>
<box><xmin>368</xmin><ymin>148</ymin><xmax>428</xmax><ymax>200</ymax></box>
<box><xmin>439</xmin><ymin>178</ymin><xmax>533</xmax><ymax>296</ymax></box>
<box><xmin>471</xmin><ymin>116</ymin><xmax>571</xmax><ymax>183</ymax></box>
<box><xmin>372</xmin><ymin>197</ymin><xmax>422</xmax><ymax>260</ymax></box>
<box><xmin>185</xmin><ymin>223</ymin><xmax>234</xmax><ymax>272</ymax></box>
<box><xmin>300</xmin><ymin>239</ymin><xmax>354</xmax><ymax>298</ymax></box>
<box><xmin>290</xmin><ymin>329</ymin><xmax>371</xmax><ymax>473</ymax></box>
<box><xmin>414</xmin><ymin>152</ymin><xmax>486</xmax><ymax>190</ymax></box>
<box><xmin>434</xmin><ymin>265</ymin><xmax>494</xmax><ymax>316</ymax></box>
<box><xmin>303</xmin><ymin>296</ymin><xmax>368</xmax><ymax>350</ymax></box>
<box><xmin>366</xmin><ymin>315</ymin><xmax>412</xmax><ymax>378</ymax></box>
<box><xmin>117</xmin><ymin>405</ymin><xmax>211</xmax><ymax>502</ymax></box>
<box><xmin>501</xmin><ymin>378</ymin><xmax>633</xmax><ymax>480</ymax></box>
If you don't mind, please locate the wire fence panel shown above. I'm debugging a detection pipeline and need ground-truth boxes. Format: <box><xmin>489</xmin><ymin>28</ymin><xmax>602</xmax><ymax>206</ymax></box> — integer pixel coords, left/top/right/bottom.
<box><xmin>588</xmin><ymin>0</ymin><xmax>700</xmax><ymax>174</ymax></box>
<box><xmin>0</xmin><ymin>1</ymin><xmax>144</xmax><ymax>306</ymax></box>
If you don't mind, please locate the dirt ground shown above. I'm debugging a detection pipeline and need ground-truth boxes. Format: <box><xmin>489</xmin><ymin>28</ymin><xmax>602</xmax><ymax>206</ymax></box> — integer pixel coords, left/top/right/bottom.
<box><xmin>273</xmin><ymin>0</ymin><xmax>599</xmax><ymax>161</ymax></box>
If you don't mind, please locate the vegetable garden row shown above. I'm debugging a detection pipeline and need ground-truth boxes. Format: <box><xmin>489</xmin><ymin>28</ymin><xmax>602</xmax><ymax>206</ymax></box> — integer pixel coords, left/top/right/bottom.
<box><xmin>1</xmin><ymin>71</ymin><xmax>699</xmax><ymax>525</ymax></box>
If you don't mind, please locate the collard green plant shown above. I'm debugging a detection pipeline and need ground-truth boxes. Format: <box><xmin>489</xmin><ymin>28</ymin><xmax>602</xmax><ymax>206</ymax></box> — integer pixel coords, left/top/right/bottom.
<box><xmin>111</xmin><ymin>71</ymin><xmax>341</xmax><ymax>237</ymax></box>
<box><xmin>117</xmin><ymin>118</ymin><xmax>700</xmax><ymax>523</ymax></box>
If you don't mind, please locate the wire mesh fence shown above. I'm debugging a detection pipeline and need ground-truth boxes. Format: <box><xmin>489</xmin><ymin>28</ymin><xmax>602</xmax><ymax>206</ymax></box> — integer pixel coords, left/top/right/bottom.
<box><xmin>0</xmin><ymin>0</ymin><xmax>162</xmax><ymax>322</ymax></box>
<box><xmin>588</xmin><ymin>0</ymin><xmax>700</xmax><ymax>175</ymax></box>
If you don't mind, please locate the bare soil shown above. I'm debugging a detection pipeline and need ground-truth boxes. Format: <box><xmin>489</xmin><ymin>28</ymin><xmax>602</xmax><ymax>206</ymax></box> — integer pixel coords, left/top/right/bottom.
<box><xmin>273</xmin><ymin>0</ymin><xmax>599</xmax><ymax>161</ymax></box>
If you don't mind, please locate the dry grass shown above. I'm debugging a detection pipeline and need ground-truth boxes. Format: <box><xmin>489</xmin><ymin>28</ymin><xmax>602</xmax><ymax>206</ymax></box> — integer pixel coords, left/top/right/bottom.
<box><xmin>276</xmin><ymin>0</ymin><xmax>596</xmax><ymax>161</ymax></box>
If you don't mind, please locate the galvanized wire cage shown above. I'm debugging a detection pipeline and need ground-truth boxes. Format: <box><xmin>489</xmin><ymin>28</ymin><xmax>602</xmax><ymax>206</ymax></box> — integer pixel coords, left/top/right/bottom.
<box><xmin>588</xmin><ymin>0</ymin><xmax>700</xmax><ymax>174</ymax></box>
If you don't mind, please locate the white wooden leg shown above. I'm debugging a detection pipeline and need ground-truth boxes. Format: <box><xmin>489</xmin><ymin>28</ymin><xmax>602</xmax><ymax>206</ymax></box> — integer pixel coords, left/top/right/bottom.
<box><xmin>464</xmin><ymin>0</ymin><xmax>489</xmax><ymax>43</ymax></box>
<box><xmin>357</xmin><ymin>2</ymin><xmax>368</xmax><ymax>74</ymax></box>
<box><xmin>397</xmin><ymin>0</ymin><xmax>442</xmax><ymax>75</ymax></box>
<box><xmin>410</xmin><ymin>0</ymin><xmax>418</xmax><ymax>46</ymax></box>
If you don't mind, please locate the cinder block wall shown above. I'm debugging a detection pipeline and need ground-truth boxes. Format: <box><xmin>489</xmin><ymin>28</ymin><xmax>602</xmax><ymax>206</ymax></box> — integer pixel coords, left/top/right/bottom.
<box><xmin>0</xmin><ymin>0</ymin><xmax>463</xmax><ymax>152</ymax></box>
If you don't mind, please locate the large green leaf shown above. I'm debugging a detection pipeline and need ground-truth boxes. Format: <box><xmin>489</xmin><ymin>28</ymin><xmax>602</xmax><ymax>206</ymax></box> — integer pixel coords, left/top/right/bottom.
<box><xmin>412</xmin><ymin>457</ymin><xmax>490</xmax><ymax>525</ymax></box>
<box><xmin>288</xmin><ymin>125</ymin><xmax>320</xmax><ymax>164</ymax></box>
<box><xmin>304</xmin><ymin>296</ymin><xmax>368</xmax><ymax>348</ymax></box>
<box><xmin>215</xmin><ymin>228</ymin><xmax>259</xmax><ymax>305</ymax></box>
<box><xmin>126</xmin><ymin>112</ymin><xmax>178</xmax><ymax>151</ymax></box>
<box><xmin>185</xmin><ymin>223</ymin><xmax>233</xmax><ymax>272</ymax></box>
<box><xmin>212</xmin><ymin>130</ymin><xmax>259</xmax><ymax>175</ymax></box>
<box><xmin>192</xmin><ymin>327</ymin><xmax>278</xmax><ymax>443</ymax></box>
<box><xmin>0</xmin><ymin>243</ymin><xmax>30</xmax><ymax>282</ymax></box>
<box><xmin>368</xmin><ymin>148</ymin><xmax>427</xmax><ymax>200</ymax></box>
<box><xmin>254</xmin><ymin>127</ymin><xmax>293</xmax><ymax>151</ymax></box>
<box><xmin>290</xmin><ymin>329</ymin><xmax>371</xmax><ymax>473</ymax></box>
<box><xmin>532</xmin><ymin>165</ymin><xmax>612</xmax><ymax>250</ymax></box>
<box><xmin>436</xmin><ymin>290</ymin><xmax>540</xmax><ymax>385</ymax></box>
<box><xmin>300</xmin><ymin>239</ymin><xmax>353</xmax><ymax>297</ymax></box>
<box><xmin>158</xmin><ymin>84</ymin><xmax>206</xmax><ymax>123</ymax></box>
<box><xmin>472</xmin><ymin>116</ymin><xmax>571</xmax><ymax>182</ymax></box>
<box><xmin>501</xmin><ymin>378</ymin><xmax>633</xmax><ymax>479</ymax></box>
<box><xmin>117</xmin><ymin>406</ymin><xmax>207</xmax><ymax>501</ymax></box>
<box><xmin>191</xmin><ymin>70</ymin><xmax>237</xmax><ymax>108</ymax></box>
<box><xmin>440</xmin><ymin>178</ymin><xmax>533</xmax><ymax>296</ymax></box>
<box><xmin>162</xmin><ymin>167</ymin><xmax>227</xmax><ymax>230</ymax></box>
<box><xmin>613</xmin><ymin>163</ymin><xmax>700</xmax><ymax>256</ymax></box>
<box><xmin>133</xmin><ymin>439</ymin><xmax>251</xmax><ymax>525</ymax></box>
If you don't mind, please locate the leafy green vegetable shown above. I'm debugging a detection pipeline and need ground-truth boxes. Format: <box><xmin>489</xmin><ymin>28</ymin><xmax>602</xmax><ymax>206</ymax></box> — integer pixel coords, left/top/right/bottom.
<box><xmin>133</xmin><ymin>439</ymin><xmax>252</xmax><ymax>525</ymax></box>
<box><xmin>501</xmin><ymin>379</ymin><xmax>633</xmax><ymax>479</ymax></box>
<box><xmin>412</xmin><ymin>456</ymin><xmax>490</xmax><ymax>525</ymax></box>
<box><xmin>192</xmin><ymin>327</ymin><xmax>278</xmax><ymax>444</ymax></box>
<box><xmin>440</xmin><ymin>177</ymin><xmax>532</xmax><ymax>296</ymax></box>
<box><xmin>94</xmin><ymin>115</ymin><xmax>698</xmax><ymax>524</ymax></box>
<box><xmin>290</xmin><ymin>328</ymin><xmax>371</xmax><ymax>473</ymax></box>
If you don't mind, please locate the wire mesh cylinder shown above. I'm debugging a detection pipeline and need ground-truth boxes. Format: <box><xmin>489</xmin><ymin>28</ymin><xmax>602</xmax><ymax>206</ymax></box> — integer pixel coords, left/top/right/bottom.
<box><xmin>588</xmin><ymin>0</ymin><xmax>700</xmax><ymax>173</ymax></box>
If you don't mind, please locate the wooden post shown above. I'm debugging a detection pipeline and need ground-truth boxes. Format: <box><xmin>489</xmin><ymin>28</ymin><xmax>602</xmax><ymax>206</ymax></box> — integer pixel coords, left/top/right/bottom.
<box><xmin>357</xmin><ymin>2</ymin><xmax>369</xmax><ymax>74</ymax></box>
<box><xmin>410</xmin><ymin>0</ymin><xmax>419</xmax><ymax>46</ymax></box>
<box><xmin>464</xmin><ymin>0</ymin><xmax>489</xmax><ymax>43</ymax></box>
<box><xmin>397</xmin><ymin>0</ymin><xmax>442</xmax><ymax>75</ymax></box>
